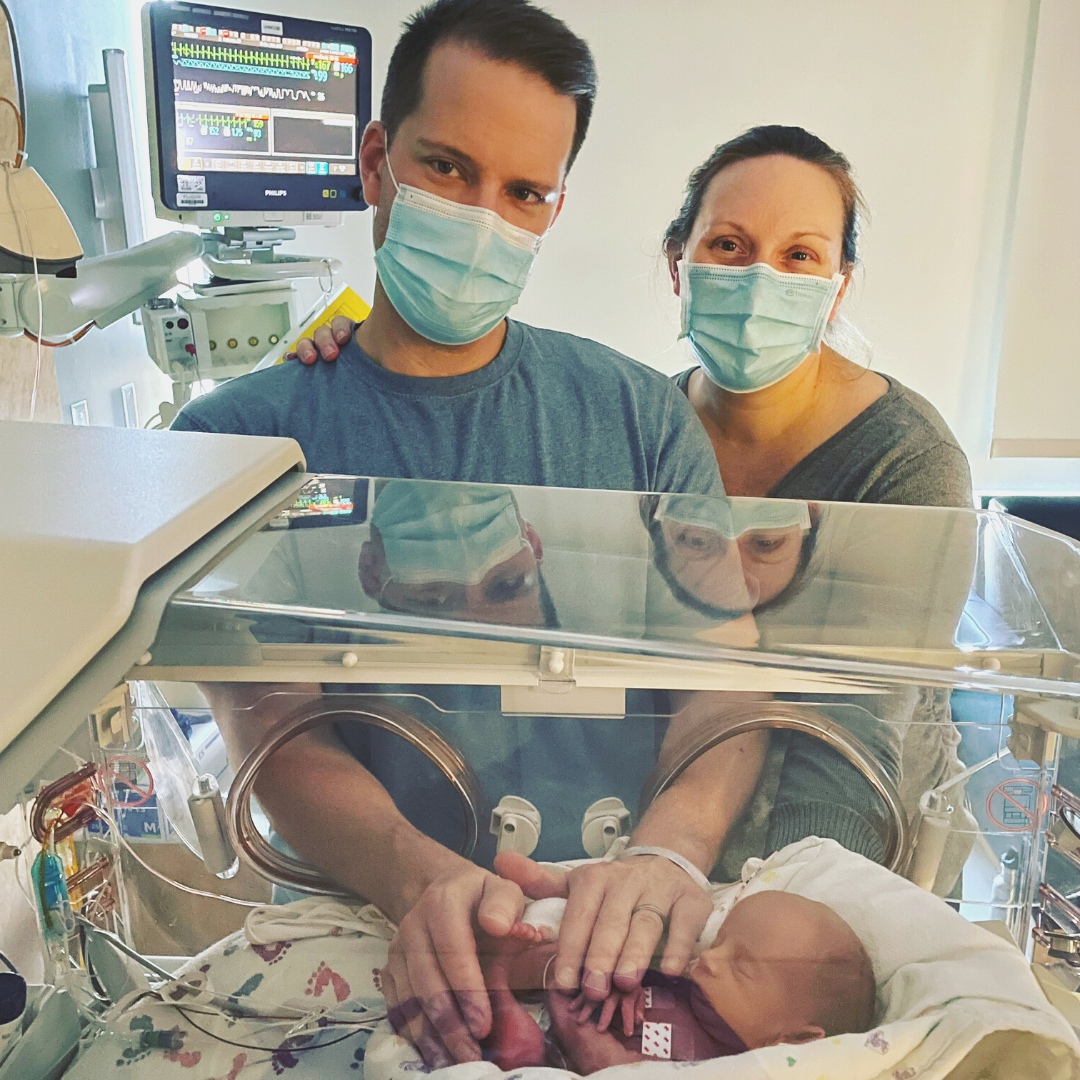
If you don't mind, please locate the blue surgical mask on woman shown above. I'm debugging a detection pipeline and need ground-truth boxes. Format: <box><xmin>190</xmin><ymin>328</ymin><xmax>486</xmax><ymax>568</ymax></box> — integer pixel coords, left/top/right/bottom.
<box><xmin>374</xmin><ymin>156</ymin><xmax>548</xmax><ymax>345</ymax></box>
<box><xmin>679</xmin><ymin>261</ymin><xmax>844</xmax><ymax>393</ymax></box>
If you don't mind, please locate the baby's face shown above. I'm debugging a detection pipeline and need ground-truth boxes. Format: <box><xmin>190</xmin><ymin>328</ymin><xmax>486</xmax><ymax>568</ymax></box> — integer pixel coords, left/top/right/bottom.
<box><xmin>687</xmin><ymin>891</ymin><xmax>844</xmax><ymax>1048</ymax></box>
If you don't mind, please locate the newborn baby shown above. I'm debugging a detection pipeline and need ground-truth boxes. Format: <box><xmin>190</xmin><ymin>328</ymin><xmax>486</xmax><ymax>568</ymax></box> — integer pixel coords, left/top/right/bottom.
<box><xmin>481</xmin><ymin>889</ymin><xmax>876</xmax><ymax>1073</ymax></box>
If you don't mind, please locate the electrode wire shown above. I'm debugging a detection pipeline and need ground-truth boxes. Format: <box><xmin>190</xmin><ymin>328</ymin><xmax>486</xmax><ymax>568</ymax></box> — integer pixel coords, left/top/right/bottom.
<box><xmin>0</xmin><ymin>94</ymin><xmax>23</xmax><ymax>165</ymax></box>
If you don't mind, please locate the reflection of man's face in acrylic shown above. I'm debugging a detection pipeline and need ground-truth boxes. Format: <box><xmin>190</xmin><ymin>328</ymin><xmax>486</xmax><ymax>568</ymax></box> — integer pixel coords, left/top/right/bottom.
<box><xmin>358</xmin><ymin>483</ymin><xmax>547</xmax><ymax>627</ymax></box>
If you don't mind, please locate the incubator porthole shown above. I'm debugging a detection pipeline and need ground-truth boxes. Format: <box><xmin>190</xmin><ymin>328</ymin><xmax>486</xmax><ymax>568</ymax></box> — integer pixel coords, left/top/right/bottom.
<box><xmin>1062</xmin><ymin>805</ymin><xmax>1080</xmax><ymax>840</ymax></box>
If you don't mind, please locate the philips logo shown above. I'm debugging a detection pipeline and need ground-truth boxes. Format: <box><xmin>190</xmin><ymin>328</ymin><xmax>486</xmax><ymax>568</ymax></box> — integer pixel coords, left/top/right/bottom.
<box><xmin>265</xmin><ymin>189</ymin><xmax>287</xmax><ymax>197</ymax></box>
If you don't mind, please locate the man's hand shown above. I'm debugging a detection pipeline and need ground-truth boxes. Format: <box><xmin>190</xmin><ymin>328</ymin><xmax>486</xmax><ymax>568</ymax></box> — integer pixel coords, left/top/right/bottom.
<box><xmin>495</xmin><ymin>851</ymin><xmax>712</xmax><ymax>1002</ymax></box>
<box><xmin>288</xmin><ymin>315</ymin><xmax>357</xmax><ymax>364</ymax></box>
<box><xmin>380</xmin><ymin>862</ymin><xmax>526</xmax><ymax>1070</ymax></box>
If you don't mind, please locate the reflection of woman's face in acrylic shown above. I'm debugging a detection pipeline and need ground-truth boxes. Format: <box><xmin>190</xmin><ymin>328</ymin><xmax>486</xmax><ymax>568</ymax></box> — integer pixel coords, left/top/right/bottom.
<box><xmin>737</xmin><ymin>525</ymin><xmax>807</xmax><ymax>607</ymax></box>
<box><xmin>661</xmin><ymin>520</ymin><xmax>807</xmax><ymax>613</ymax></box>
<box><xmin>660</xmin><ymin>518</ymin><xmax>758</xmax><ymax>614</ymax></box>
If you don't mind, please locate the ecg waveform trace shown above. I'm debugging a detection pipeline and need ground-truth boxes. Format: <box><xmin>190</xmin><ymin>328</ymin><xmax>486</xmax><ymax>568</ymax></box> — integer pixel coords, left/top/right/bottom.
<box><xmin>174</xmin><ymin>78</ymin><xmax>326</xmax><ymax>103</ymax></box>
<box><xmin>172</xmin><ymin>40</ymin><xmax>356</xmax><ymax>85</ymax></box>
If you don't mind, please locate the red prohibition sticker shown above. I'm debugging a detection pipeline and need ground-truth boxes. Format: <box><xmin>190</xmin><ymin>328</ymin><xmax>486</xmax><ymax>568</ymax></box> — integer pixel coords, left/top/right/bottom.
<box><xmin>986</xmin><ymin>778</ymin><xmax>1048</xmax><ymax>832</ymax></box>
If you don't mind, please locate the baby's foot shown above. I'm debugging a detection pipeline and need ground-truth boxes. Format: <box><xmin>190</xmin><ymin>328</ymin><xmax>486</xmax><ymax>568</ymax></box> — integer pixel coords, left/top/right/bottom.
<box><xmin>507</xmin><ymin>920</ymin><xmax>554</xmax><ymax>944</ymax></box>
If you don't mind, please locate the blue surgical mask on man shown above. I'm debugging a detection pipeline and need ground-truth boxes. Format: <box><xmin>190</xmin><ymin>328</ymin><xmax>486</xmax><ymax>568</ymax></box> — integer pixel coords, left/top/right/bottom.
<box><xmin>374</xmin><ymin>156</ymin><xmax>548</xmax><ymax>345</ymax></box>
<box><xmin>679</xmin><ymin>261</ymin><xmax>844</xmax><ymax>393</ymax></box>
<box><xmin>372</xmin><ymin>481</ymin><xmax>528</xmax><ymax>587</ymax></box>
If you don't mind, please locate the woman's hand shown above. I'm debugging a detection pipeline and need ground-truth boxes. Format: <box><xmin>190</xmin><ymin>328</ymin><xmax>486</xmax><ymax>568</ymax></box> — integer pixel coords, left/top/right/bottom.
<box><xmin>380</xmin><ymin>861</ymin><xmax>526</xmax><ymax>1069</ymax></box>
<box><xmin>287</xmin><ymin>315</ymin><xmax>357</xmax><ymax>364</ymax></box>
<box><xmin>495</xmin><ymin>850</ymin><xmax>712</xmax><ymax>1001</ymax></box>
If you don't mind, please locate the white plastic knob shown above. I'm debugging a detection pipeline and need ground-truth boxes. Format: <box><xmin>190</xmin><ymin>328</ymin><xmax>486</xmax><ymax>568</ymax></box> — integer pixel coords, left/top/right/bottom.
<box><xmin>581</xmin><ymin>797</ymin><xmax>632</xmax><ymax>858</ymax></box>
<box><xmin>341</xmin><ymin>651</ymin><xmax>359</xmax><ymax>668</ymax></box>
<box><xmin>490</xmin><ymin>795</ymin><xmax>542</xmax><ymax>856</ymax></box>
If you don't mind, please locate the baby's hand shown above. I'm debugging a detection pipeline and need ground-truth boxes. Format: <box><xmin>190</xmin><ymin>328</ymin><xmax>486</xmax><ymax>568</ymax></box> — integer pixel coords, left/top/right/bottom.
<box><xmin>548</xmin><ymin>990</ymin><xmax>647</xmax><ymax>1073</ymax></box>
<box><xmin>569</xmin><ymin>983</ymin><xmax>646</xmax><ymax>1038</ymax></box>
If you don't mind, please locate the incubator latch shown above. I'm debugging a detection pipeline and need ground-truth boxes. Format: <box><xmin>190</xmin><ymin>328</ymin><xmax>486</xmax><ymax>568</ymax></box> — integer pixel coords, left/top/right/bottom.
<box><xmin>188</xmin><ymin>774</ymin><xmax>240</xmax><ymax>880</ymax></box>
<box><xmin>538</xmin><ymin>647</ymin><xmax>575</xmax><ymax>687</ymax></box>
<box><xmin>1033</xmin><ymin>882</ymin><xmax>1080</xmax><ymax>968</ymax></box>
<box><xmin>905</xmin><ymin>789</ymin><xmax>953</xmax><ymax>892</ymax></box>
<box><xmin>490</xmin><ymin>796</ymin><xmax>542</xmax><ymax>857</ymax></box>
<box><xmin>90</xmin><ymin>684</ymin><xmax>133</xmax><ymax>749</ymax></box>
<box><xmin>581</xmin><ymin>797</ymin><xmax>632</xmax><ymax>858</ymax></box>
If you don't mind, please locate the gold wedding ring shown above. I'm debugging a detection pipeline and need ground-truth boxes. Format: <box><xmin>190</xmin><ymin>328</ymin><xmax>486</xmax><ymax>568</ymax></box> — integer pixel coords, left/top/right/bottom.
<box><xmin>632</xmin><ymin>902</ymin><xmax>668</xmax><ymax>924</ymax></box>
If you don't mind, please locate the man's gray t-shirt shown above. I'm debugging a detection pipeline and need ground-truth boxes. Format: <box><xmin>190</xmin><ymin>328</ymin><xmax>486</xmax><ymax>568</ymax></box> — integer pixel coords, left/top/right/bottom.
<box><xmin>173</xmin><ymin>320</ymin><xmax>723</xmax><ymax>868</ymax></box>
<box><xmin>174</xmin><ymin>320</ymin><xmax>724</xmax><ymax>496</ymax></box>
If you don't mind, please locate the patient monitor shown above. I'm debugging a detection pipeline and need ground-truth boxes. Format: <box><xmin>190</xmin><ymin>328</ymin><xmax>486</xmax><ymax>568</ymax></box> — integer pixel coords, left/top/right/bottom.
<box><xmin>139</xmin><ymin>2</ymin><xmax>373</xmax><ymax>418</ymax></box>
<box><xmin>5</xmin><ymin>422</ymin><xmax>1080</xmax><ymax>1075</ymax></box>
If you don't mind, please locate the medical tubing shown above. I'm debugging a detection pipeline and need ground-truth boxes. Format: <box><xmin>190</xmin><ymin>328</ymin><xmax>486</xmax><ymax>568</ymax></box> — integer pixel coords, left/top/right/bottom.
<box><xmin>80</xmin><ymin>799</ymin><xmax>261</xmax><ymax>909</ymax></box>
<box><xmin>23</xmin><ymin>322</ymin><xmax>95</xmax><ymax>348</ymax></box>
<box><xmin>638</xmin><ymin>702</ymin><xmax>910</xmax><ymax>874</ymax></box>
<box><xmin>227</xmin><ymin>697</ymin><xmax>484</xmax><ymax>897</ymax></box>
<box><xmin>0</xmin><ymin>96</ymin><xmax>22</xmax><ymax>166</ymax></box>
<box><xmin>30</xmin><ymin>759</ymin><xmax>260</xmax><ymax>911</ymax></box>
<box><xmin>30</xmin><ymin>762</ymin><xmax>100</xmax><ymax>844</ymax></box>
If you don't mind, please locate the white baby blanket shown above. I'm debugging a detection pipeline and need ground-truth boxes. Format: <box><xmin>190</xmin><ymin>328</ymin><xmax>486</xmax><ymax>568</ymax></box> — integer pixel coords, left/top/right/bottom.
<box><xmin>61</xmin><ymin>839</ymin><xmax>1080</xmax><ymax>1080</ymax></box>
<box><xmin>367</xmin><ymin>838</ymin><xmax>1080</xmax><ymax>1080</ymax></box>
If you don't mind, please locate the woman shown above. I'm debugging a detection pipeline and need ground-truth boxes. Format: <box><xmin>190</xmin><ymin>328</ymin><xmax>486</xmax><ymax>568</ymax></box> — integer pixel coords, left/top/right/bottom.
<box><xmin>664</xmin><ymin>124</ymin><xmax>970</xmax><ymax>507</ymax></box>
<box><xmin>656</xmin><ymin>126</ymin><xmax>971</xmax><ymax>890</ymax></box>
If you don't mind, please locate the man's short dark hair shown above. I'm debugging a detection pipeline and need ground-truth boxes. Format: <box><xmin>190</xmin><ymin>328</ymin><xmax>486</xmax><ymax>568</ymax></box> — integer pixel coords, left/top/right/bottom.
<box><xmin>381</xmin><ymin>0</ymin><xmax>597</xmax><ymax>170</ymax></box>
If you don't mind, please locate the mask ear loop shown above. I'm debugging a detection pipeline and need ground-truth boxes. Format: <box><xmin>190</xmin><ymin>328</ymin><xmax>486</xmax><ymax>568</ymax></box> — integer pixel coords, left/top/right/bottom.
<box><xmin>677</xmin><ymin>259</ymin><xmax>692</xmax><ymax>340</ymax></box>
<box><xmin>811</xmin><ymin>272</ymin><xmax>846</xmax><ymax>354</ymax></box>
<box><xmin>383</xmin><ymin>149</ymin><xmax>400</xmax><ymax>196</ymax></box>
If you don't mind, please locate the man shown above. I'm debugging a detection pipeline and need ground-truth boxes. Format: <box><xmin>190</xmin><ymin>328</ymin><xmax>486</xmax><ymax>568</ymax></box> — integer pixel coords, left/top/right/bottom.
<box><xmin>173</xmin><ymin>0</ymin><xmax>748</xmax><ymax>1069</ymax></box>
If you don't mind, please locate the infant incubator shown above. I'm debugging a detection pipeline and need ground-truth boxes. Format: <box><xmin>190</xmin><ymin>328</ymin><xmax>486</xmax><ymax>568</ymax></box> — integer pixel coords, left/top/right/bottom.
<box><xmin>5</xmin><ymin>421</ymin><xmax>1080</xmax><ymax>1079</ymax></box>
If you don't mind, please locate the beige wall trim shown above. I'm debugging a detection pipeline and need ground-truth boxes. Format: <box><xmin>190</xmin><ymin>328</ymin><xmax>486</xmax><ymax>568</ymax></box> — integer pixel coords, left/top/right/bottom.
<box><xmin>991</xmin><ymin>439</ymin><xmax>1080</xmax><ymax>459</ymax></box>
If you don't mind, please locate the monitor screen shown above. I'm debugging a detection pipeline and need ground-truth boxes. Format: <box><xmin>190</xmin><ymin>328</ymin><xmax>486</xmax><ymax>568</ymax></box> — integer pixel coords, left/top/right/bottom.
<box><xmin>144</xmin><ymin>1</ymin><xmax>371</xmax><ymax>220</ymax></box>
